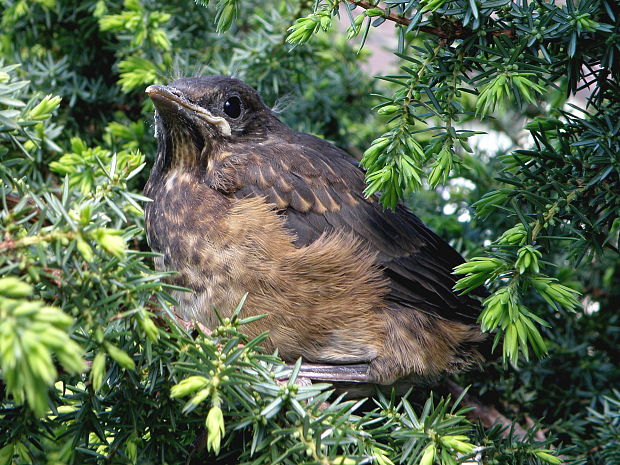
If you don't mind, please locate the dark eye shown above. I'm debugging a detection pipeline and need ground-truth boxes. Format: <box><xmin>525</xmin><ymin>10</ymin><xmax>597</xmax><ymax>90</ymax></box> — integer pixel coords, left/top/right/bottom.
<box><xmin>223</xmin><ymin>96</ymin><xmax>242</xmax><ymax>118</ymax></box>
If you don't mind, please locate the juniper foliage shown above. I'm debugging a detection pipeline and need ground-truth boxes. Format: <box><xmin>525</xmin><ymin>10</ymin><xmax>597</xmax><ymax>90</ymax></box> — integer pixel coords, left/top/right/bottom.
<box><xmin>0</xmin><ymin>1</ymin><xmax>618</xmax><ymax>464</ymax></box>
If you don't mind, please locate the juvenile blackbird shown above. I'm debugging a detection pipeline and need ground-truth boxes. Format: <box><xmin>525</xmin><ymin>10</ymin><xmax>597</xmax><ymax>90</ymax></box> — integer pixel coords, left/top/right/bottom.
<box><xmin>144</xmin><ymin>76</ymin><xmax>485</xmax><ymax>385</ymax></box>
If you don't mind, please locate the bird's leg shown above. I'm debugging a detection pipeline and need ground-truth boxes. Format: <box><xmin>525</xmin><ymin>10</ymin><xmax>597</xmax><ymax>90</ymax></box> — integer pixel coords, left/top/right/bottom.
<box><xmin>172</xmin><ymin>311</ymin><xmax>212</xmax><ymax>336</ymax></box>
<box><xmin>286</xmin><ymin>363</ymin><xmax>374</xmax><ymax>383</ymax></box>
<box><xmin>280</xmin><ymin>364</ymin><xmax>374</xmax><ymax>410</ymax></box>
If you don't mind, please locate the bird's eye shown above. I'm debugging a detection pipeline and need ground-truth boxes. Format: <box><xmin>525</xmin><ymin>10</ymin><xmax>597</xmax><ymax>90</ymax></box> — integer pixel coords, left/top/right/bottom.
<box><xmin>223</xmin><ymin>96</ymin><xmax>242</xmax><ymax>118</ymax></box>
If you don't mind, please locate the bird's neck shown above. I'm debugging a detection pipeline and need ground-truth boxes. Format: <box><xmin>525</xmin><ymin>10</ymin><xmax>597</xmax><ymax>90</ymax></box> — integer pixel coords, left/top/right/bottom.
<box><xmin>151</xmin><ymin>126</ymin><xmax>218</xmax><ymax>180</ymax></box>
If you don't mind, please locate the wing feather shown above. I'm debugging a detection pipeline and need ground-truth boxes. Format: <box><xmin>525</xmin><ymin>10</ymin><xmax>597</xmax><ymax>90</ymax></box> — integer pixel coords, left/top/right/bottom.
<box><xmin>207</xmin><ymin>131</ymin><xmax>482</xmax><ymax>323</ymax></box>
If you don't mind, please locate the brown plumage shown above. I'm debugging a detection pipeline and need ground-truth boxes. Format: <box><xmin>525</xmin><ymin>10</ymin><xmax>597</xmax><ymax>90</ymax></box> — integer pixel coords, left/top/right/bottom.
<box><xmin>144</xmin><ymin>76</ymin><xmax>485</xmax><ymax>385</ymax></box>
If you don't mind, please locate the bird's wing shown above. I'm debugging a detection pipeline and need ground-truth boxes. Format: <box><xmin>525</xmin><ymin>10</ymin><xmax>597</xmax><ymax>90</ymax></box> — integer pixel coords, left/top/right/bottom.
<box><xmin>207</xmin><ymin>131</ymin><xmax>481</xmax><ymax>323</ymax></box>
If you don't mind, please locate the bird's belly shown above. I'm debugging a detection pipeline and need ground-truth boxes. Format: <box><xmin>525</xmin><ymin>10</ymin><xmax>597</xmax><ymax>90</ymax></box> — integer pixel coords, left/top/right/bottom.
<box><xmin>145</xmin><ymin>184</ymin><xmax>389</xmax><ymax>364</ymax></box>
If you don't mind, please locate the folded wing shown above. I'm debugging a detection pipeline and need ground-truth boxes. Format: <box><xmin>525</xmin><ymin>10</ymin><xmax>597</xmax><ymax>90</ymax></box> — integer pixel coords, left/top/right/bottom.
<box><xmin>206</xmin><ymin>130</ymin><xmax>482</xmax><ymax>323</ymax></box>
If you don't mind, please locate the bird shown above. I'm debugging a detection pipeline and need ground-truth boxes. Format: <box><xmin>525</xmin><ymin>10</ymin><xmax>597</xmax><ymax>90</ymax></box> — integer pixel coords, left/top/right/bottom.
<box><xmin>143</xmin><ymin>76</ymin><xmax>485</xmax><ymax>386</ymax></box>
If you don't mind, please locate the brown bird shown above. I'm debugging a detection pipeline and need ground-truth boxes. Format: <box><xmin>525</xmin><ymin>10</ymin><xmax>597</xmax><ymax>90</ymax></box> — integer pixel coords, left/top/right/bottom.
<box><xmin>144</xmin><ymin>76</ymin><xmax>485</xmax><ymax>385</ymax></box>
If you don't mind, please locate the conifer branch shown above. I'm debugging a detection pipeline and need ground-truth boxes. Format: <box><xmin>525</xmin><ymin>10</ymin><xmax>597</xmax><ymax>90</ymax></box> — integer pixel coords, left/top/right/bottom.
<box><xmin>349</xmin><ymin>0</ymin><xmax>514</xmax><ymax>39</ymax></box>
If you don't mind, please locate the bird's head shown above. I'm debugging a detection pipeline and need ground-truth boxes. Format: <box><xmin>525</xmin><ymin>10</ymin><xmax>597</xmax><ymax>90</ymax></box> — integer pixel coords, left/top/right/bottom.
<box><xmin>146</xmin><ymin>76</ymin><xmax>278</xmax><ymax>170</ymax></box>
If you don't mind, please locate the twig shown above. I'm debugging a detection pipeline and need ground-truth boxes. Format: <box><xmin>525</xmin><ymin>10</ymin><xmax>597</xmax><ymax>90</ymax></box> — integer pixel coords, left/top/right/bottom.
<box><xmin>0</xmin><ymin>231</ymin><xmax>77</xmax><ymax>251</ymax></box>
<box><xmin>349</xmin><ymin>0</ymin><xmax>514</xmax><ymax>40</ymax></box>
<box><xmin>42</xmin><ymin>267</ymin><xmax>63</xmax><ymax>287</ymax></box>
<box><xmin>3</xmin><ymin>193</ymin><xmax>49</xmax><ymax>226</ymax></box>
<box><xmin>444</xmin><ymin>379</ymin><xmax>547</xmax><ymax>441</ymax></box>
<box><xmin>5</xmin><ymin>193</ymin><xmax>23</xmax><ymax>211</ymax></box>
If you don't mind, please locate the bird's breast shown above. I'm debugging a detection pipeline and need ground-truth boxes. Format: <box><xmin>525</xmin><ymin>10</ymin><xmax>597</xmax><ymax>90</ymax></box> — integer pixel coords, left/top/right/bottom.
<box><xmin>144</xmin><ymin>169</ymin><xmax>236</xmax><ymax>317</ymax></box>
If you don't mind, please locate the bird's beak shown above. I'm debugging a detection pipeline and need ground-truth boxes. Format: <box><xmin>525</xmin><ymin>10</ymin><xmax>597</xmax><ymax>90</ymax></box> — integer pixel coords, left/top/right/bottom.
<box><xmin>145</xmin><ymin>85</ymin><xmax>231</xmax><ymax>136</ymax></box>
